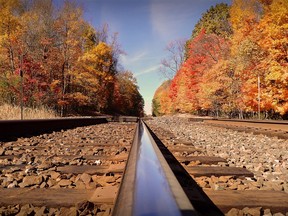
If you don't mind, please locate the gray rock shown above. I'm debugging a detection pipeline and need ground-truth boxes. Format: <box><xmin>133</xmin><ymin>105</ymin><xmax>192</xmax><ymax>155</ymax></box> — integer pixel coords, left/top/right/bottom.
<box><xmin>263</xmin><ymin>208</ymin><xmax>272</xmax><ymax>216</ymax></box>
<box><xmin>242</xmin><ymin>207</ymin><xmax>262</xmax><ymax>216</ymax></box>
<box><xmin>0</xmin><ymin>205</ymin><xmax>19</xmax><ymax>215</ymax></box>
<box><xmin>58</xmin><ymin>179</ymin><xmax>71</xmax><ymax>187</ymax></box>
<box><xmin>76</xmin><ymin>200</ymin><xmax>95</xmax><ymax>215</ymax></box>
<box><xmin>34</xmin><ymin>206</ymin><xmax>47</xmax><ymax>216</ymax></box>
<box><xmin>48</xmin><ymin>171</ymin><xmax>60</xmax><ymax>180</ymax></box>
<box><xmin>21</xmin><ymin>175</ymin><xmax>43</xmax><ymax>187</ymax></box>
<box><xmin>7</xmin><ymin>181</ymin><xmax>18</xmax><ymax>188</ymax></box>
<box><xmin>16</xmin><ymin>204</ymin><xmax>34</xmax><ymax>216</ymax></box>
<box><xmin>226</xmin><ymin>208</ymin><xmax>241</xmax><ymax>216</ymax></box>
<box><xmin>80</xmin><ymin>173</ymin><xmax>91</xmax><ymax>185</ymax></box>
<box><xmin>0</xmin><ymin>147</ymin><xmax>5</xmax><ymax>156</ymax></box>
<box><xmin>38</xmin><ymin>161</ymin><xmax>53</xmax><ymax>170</ymax></box>
<box><xmin>60</xmin><ymin>207</ymin><xmax>77</xmax><ymax>216</ymax></box>
<box><xmin>75</xmin><ymin>180</ymin><xmax>86</xmax><ymax>189</ymax></box>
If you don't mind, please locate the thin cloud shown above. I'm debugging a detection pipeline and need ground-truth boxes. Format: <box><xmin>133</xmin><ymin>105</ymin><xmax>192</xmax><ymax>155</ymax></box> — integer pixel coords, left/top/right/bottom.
<box><xmin>149</xmin><ymin>1</ymin><xmax>171</xmax><ymax>40</ymax></box>
<box><xmin>120</xmin><ymin>51</ymin><xmax>148</xmax><ymax>66</ymax></box>
<box><xmin>149</xmin><ymin>1</ymin><xmax>188</xmax><ymax>40</ymax></box>
<box><xmin>149</xmin><ymin>0</ymin><xmax>209</xmax><ymax>41</ymax></box>
<box><xmin>134</xmin><ymin>65</ymin><xmax>161</xmax><ymax>77</ymax></box>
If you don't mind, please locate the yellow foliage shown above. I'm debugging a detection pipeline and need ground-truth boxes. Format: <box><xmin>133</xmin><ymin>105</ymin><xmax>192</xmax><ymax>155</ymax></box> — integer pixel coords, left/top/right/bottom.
<box><xmin>68</xmin><ymin>92</ymin><xmax>90</xmax><ymax>106</ymax></box>
<box><xmin>0</xmin><ymin>2</ymin><xmax>21</xmax><ymax>43</ymax></box>
<box><xmin>79</xmin><ymin>42</ymin><xmax>113</xmax><ymax>77</ymax></box>
<box><xmin>230</xmin><ymin>0</ymin><xmax>261</xmax><ymax>31</ymax></box>
<box><xmin>50</xmin><ymin>80</ymin><xmax>60</xmax><ymax>91</ymax></box>
<box><xmin>258</xmin><ymin>0</ymin><xmax>288</xmax><ymax>57</ymax></box>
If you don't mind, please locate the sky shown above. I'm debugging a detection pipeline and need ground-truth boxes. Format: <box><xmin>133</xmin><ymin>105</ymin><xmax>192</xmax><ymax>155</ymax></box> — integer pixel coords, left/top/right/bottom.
<box><xmin>76</xmin><ymin>0</ymin><xmax>231</xmax><ymax>115</ymax></box>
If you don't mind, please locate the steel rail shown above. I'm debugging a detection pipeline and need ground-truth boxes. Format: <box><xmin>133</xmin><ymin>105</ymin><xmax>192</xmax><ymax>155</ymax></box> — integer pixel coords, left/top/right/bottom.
<box><xmin>112</xmin><ymin>120</ymin><xmax>198</xmax><ymax>216</ymax></box>
<box><xmin>0</xmin><ymin>117</ymin><xmax>108</xmax><ymax>140</ymax></box>
<box><xmin>210</xmin><ymin>118</ymin><xmax>288</xmax><ymax>125</ymax></box>
<box><xmin>204</xmin><ymin>118</ymin><xmax>288</xmax><ymax>132</ymax></box>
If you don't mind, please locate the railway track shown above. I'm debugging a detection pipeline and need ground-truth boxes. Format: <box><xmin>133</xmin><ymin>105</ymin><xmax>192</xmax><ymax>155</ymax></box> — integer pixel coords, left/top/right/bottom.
<box><xmin>0</xmin><ymin>117</ymin><xmax>287</xmax><ymax>215</ymax></box>
<box><xmin>203</xmin><ymin>118</ymin><xmax>288</xmax><ymax>139</ymax></box>
<box><xmin>0</xmin><ymin>117</ymin><xmax>136</xmax><ymax>215</ymax></box>
<box><xmin>146</xmin><ymin>117</ymin><xmax>288</xmax><ymax>216</ymax></box>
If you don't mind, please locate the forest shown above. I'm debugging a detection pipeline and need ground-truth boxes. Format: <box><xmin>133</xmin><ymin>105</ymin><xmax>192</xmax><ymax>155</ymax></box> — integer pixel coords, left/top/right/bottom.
<box><xmin>153</xmin><ymin>0</ymin><xmax>287</xmax><ymax>119</ymax></box>
<box><xmin>0</xmin><ymin>0</ymin><xmax>144</xmax><ymax>117</ymax></box>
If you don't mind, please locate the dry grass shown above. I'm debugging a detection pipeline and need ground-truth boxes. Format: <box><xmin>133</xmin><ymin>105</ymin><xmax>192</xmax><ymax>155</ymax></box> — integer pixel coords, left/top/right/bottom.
<box><xmin>0</xmin><ymin>103</ymin><xmax>58</xmax><ymax>120</ymax></box>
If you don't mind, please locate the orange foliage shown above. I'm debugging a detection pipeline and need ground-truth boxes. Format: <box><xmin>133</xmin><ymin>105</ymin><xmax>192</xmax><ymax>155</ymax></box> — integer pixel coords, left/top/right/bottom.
<box><xmin>153</xmin><ymin>0</ymin><xmax>288</xmax><ymax>118</ymax></box>
<box><xmin>0</xmin><ymin>1</ymin><xmax>143</xmax><ymax>116</ymax></box>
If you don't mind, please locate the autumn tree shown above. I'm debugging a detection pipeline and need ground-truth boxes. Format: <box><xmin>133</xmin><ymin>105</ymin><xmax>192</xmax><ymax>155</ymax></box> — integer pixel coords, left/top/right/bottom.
<box><xmin>155</xmin><ymin>0</ymin><xmax>288</xmax><ymax>119</ymax></box>
<box><xmin>152</xmin><ymin>80</ymin><xmax>171</xmax><ymax>116</ymax></box>
<box><xmin>17</xmin><ymin>0</ymin><xmax>57</xmax><ymax>107</ymax></box>
<box><xmin>113</xmin><ymin>71</ymin><xmax>144</xmax><ymax>116</ymax></box>
<box><xmin>0</xmin><ymin>0</ymin><xmax>22</xmax><ymax>73</ymax></box>
<box><xmin>0</xmin><ymin>0</ymin><xmax>22</xmax><ymax>104</ymax></box>
<box><xmin>50</xmin><ymin>1</ymin><xmax>86</xmax><ymax>115</ymax></box>
<box><xmin>0</xmin><ymin>0</ymin><xmax>144</xmax><ymax>117</ymax></box>
<box><xmin>168</xmin><ymin>29</ymin><xmax>231</xmax><ymax>115</ymax></box>
<box><xmin>257</xmin><ymin>0</ymin><xmax>288</xmax><ymax>116</ymax></box>
<box><xmin>75</xmin><ymin>42</ymin><xmax>114</xmax><ymax>112</ymax></box>
<box><xmin>192</xmin><ymin>3</ymin><xmax>232</xmax><ymax>38</ymax></box>
<box><xmin>185</xmin><ymin>3</ymin><xmax>232</xmax><ymax>59</ymax></box>
<box><xmin>229</xmin><ymin>0</ymin><xmax>267</xmax><ymax>118</ymax></box>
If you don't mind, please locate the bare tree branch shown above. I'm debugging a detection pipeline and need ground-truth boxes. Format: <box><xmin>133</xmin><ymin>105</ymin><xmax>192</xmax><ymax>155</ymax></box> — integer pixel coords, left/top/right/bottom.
<box><xmin>159</xmin><ymin>39</ymin><xmax>186</xmax><ymax>80</ymax></box>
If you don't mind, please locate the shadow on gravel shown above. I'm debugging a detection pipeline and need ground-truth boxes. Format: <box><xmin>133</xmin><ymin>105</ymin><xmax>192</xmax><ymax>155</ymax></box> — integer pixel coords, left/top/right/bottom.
<box><xmin>147</xmin><ymin>127</ymin><xmax>224</xmax><ymax>216</ymax></box>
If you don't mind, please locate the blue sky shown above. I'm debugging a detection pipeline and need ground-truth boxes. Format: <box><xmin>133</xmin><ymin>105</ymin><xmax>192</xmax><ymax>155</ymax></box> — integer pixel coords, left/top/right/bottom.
<box><xmin>76</xmin><ymin>0</ymin><xmax>231</xmax><ymax>115</ymax></box>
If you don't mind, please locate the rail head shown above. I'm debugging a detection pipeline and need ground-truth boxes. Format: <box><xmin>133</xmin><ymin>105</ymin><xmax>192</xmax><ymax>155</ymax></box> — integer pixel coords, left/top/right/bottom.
<box><xmin>112</xmin><ymin>120</ymin><xmax>198</xmax><ymax>216</ymax></box>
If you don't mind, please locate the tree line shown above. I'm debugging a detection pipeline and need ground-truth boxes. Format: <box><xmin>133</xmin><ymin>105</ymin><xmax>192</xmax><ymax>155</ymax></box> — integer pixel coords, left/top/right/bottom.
<box><xmin>0</xmin><ymin>0</ymin><xmax>144</xmax><ymax>117</ymax></box>
<box><xmin>153</xmin><ymin>0</ymin><xmax>287</xmax><ymax>119</ymax></box>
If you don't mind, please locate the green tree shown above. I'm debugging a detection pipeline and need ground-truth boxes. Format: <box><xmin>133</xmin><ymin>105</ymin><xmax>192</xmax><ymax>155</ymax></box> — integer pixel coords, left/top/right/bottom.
<box><xmin>192</xmin><ymin>3</ymin><xmax>232</xmax><ymax>38</ymax></box>
<box><xmin>185</xmin><ymin>3</ymin><xmax>232</xmax><ymax>59</ymax></box>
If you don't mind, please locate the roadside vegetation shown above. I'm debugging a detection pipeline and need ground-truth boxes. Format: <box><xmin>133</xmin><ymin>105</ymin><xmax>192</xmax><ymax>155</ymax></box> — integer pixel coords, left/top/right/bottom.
<box><xmin>0</xmin><ymin>103</ymin><xmax>57</xmax><ymax>120</ymax></box>
<box><xmin>0</xmin><ymin>0</ymin><xmax>144</xmax><ymax>118</ymax></box>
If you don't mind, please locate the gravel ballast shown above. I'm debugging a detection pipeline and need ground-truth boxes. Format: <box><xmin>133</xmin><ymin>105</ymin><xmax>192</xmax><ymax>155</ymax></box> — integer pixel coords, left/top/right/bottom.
<box><xmin>0</xmin><ymin>122</ymin><xmax>135</xmax><ymax>215</ymax></box>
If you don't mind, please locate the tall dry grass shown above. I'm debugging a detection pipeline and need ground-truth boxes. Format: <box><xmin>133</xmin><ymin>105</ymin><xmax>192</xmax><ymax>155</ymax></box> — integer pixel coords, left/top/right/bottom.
<box><xmin>0</xmin><ymin>103</ymin><xmax>58</xmax><ymax>120</ymax></box>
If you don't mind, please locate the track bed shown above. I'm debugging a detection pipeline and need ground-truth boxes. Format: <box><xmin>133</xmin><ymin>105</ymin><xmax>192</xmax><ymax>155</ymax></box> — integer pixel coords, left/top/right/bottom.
<box><xmin>0</xmin><ymin>122</ymin><xmax>136</xmax><ymax>215</ymax></box>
